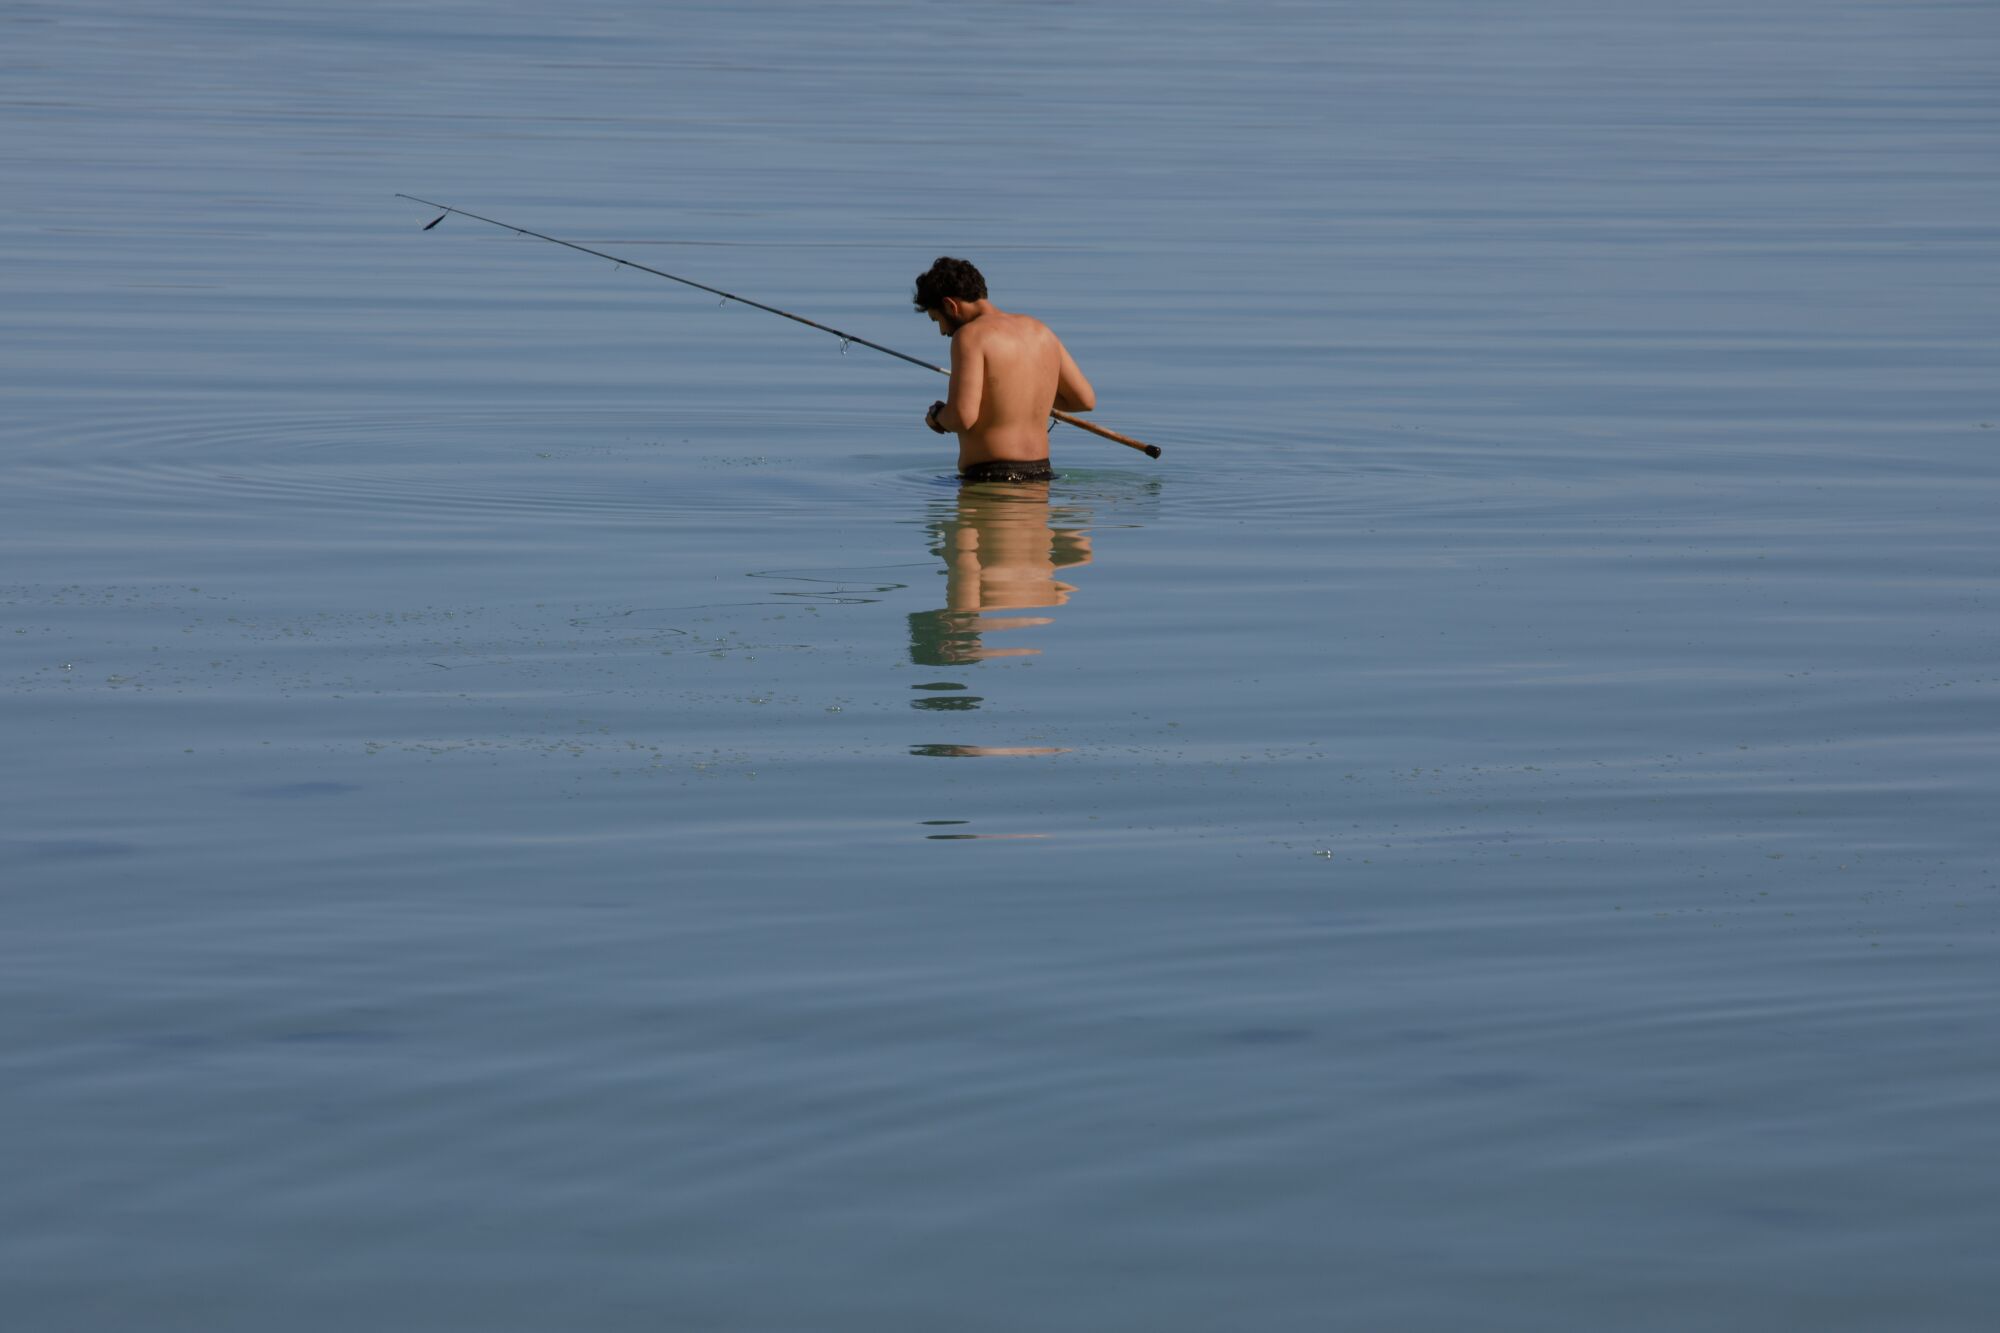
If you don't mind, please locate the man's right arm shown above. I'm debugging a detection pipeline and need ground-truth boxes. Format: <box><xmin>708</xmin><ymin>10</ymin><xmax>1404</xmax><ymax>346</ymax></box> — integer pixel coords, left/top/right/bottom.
<box><xmin>936</xmin><ymin>329</ymin><xmax>985</xmax><ymax>432</ymax></box>
<box><xmin>1053</xmin><ymin>337</ymin><xmax>1095</xmax><ymax>413</ymax></box>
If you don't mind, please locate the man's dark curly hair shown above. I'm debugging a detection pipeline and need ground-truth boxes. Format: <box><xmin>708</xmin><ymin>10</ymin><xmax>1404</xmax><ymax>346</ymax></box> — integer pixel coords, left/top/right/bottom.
<box><xmin>913</xmin><ymin>257</ymin><xmax>987</xmax><ymax>312</ymax></box>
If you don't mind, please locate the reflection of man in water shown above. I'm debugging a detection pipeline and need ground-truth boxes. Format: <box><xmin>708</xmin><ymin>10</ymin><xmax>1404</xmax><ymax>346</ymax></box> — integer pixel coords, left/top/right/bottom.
<box><xmin>914</xmin><ymin>257</ymin><xmax>1096</xmax><ymax>484</ymax></box>
<box><xmin>908</xmin><ymin>484</ymin><xmax>1094</xmax><ymax>666</ymax></box>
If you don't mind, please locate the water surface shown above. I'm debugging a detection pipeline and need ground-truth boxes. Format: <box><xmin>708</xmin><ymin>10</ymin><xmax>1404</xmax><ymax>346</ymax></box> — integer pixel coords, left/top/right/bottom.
<box><xmin>3</xmin><ymin>2</ymin><xmax>1997</xmax><ymax>1328</ymax></box>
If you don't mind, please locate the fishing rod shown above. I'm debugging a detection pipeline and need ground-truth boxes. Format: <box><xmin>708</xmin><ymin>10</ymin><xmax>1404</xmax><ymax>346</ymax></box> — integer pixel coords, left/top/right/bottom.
<box><xmin>395</xmin><ymin>194</ymin><xmax>1162</xmax><ymax>459</ymax></box>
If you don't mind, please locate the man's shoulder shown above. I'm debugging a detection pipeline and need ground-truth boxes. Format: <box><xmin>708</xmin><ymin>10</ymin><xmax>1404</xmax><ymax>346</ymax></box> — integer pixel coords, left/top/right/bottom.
<box><xmin>957</xmin><ymin>310</ymin><xmax>1050</xmax><ymax>343</ymax></box>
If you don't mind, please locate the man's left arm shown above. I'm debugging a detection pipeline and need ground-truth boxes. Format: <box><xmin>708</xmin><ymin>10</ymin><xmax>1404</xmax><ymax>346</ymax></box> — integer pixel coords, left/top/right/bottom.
<box><xmin>1053</xmin><ymin>337</ymin><xmax>1095</xmax><ymax>413</ymax></box>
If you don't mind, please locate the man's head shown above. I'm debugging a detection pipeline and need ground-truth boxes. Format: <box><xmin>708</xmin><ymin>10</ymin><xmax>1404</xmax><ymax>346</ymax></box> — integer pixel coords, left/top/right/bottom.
<box><xmin>913</xmin><ymin>256</ymin><xmax>987</xmax><ymax>335</ymax></box>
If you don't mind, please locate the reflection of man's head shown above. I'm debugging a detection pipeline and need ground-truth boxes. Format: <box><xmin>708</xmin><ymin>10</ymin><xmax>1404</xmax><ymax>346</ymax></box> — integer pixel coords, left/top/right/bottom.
<box><xmin>908</xmin><ymin>609</ymin><xmax>980</xmax><ymax>667</ymax></box>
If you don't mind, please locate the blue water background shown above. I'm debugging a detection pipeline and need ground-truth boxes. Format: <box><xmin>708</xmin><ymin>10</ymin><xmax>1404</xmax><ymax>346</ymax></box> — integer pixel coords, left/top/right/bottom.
<box><xmin>3</xmin><ymin>2</ymin><xmax>1997</xmax><ymax>1328</ymax></box>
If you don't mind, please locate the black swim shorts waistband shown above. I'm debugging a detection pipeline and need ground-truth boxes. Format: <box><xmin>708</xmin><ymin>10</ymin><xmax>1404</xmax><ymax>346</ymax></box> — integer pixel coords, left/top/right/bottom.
<box><xmin>959</xmin><ymin>459</ymin><xmax>1056</xmax><ymax>484</ymax></box>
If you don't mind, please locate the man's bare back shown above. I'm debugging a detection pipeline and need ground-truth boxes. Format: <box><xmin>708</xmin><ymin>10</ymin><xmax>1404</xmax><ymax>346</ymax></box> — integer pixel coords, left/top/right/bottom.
<box><xmin>914</xmin><ymin>258</ymin><xmax>1094</xmax><ymax>473</ymax></box>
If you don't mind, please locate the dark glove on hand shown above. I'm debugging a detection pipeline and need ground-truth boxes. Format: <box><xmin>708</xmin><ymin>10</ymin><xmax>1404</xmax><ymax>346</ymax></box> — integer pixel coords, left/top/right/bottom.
<box><xmin>925</xmin><ymin>400</ymin><xmax>949</xmax><ymax>434</ymax></box>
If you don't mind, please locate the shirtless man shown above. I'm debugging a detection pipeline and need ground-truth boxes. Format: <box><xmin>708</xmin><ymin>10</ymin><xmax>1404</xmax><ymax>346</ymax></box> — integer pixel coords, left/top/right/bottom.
<box><xmin>914</xmin><ymin>257</ymin><xmax>1095</xmax><ymax>483</ymax></box>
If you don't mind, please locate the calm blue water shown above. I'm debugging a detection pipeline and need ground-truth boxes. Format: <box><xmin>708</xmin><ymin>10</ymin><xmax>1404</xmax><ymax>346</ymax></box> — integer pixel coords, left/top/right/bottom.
<box><xmin>4</xmin><ymin>2</ymin><xmax>1998</xmax><ymax>1328</ymax></box>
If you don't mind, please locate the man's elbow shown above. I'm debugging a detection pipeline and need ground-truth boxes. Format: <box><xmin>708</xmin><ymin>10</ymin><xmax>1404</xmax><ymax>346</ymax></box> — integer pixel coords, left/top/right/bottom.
<box><xmin>1060</xmin><ymin>389</ymin><xmax>1096</xmax><ymax>413</ymax></box>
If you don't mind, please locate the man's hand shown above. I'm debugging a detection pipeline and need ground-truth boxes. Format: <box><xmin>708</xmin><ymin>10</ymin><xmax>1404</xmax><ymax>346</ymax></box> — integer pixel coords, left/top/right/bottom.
<box><xmin>924</xmin><ymin>400</ymin><xmax>950</xmax><ymax>434</ymax></box>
